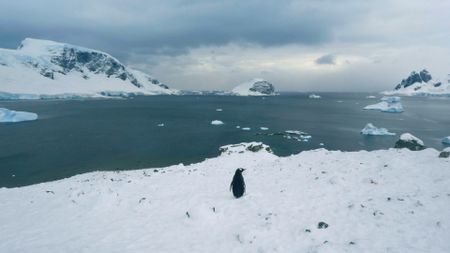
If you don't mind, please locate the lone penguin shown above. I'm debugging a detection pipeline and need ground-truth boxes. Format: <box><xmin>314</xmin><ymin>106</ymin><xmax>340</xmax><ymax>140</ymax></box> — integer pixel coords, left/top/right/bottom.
<box><xmin>230</xmin><ymin>168</ymin><xmax>246</xmax><ymax>198</ymax></box>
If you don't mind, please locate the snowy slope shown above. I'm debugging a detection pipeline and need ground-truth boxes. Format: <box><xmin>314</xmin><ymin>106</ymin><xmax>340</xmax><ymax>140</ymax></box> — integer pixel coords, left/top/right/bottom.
<box><xmin>232</xmin><ymin>78</ymin><xmax>277</xmax><ymax>96</ymax></box>
<box><xmin>1</xmin><ymin>143</ymin><xmax>449</xmax><ymax>252</ymax></box>
<box><xmin>0</xmin><ymin>38</ymin><xmax>177</xmax><ymax>99</ymax></box>
<box><xmin>383</xmin><ymin>70</ymin><xmax>450</xmax><ymax>96</ymax></box>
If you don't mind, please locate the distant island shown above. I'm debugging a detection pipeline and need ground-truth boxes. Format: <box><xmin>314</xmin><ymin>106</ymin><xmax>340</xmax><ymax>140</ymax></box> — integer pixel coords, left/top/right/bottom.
<box><xmin>383</xmin><ymin>69</ymin><xmax>450</xmax><ymax>96</ymax></box>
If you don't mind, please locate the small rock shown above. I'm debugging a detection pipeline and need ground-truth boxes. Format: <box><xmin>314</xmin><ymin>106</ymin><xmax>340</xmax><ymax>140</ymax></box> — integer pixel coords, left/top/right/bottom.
<box><xmin>318</xmin><ymin>221</ymin><xmax>329</xmax><ymax>229</ymax></box>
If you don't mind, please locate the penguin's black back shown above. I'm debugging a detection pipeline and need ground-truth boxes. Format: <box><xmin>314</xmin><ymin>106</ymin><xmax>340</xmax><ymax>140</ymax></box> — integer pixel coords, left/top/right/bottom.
<box><xmin>230</xmin><ymin>168</ymin><xmax>246</xmax><ymax>198</ymax></box>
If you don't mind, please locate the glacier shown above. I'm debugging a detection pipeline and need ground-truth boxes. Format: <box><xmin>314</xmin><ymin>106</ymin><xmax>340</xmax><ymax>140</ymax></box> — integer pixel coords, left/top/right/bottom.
<box><xmin>0</xmin><ymin>108</ymin><xmax>38</xmax><ymax>122</ymax></box>
<box><xmin>360</xmin><ymin>123</ymin><xmax>395</xmax><ymax>136</ymax></box>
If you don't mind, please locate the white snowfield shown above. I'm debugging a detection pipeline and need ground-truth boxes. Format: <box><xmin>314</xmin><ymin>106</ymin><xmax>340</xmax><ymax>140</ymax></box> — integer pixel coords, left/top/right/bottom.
<box><xmin>363</xmin><ymin>96</ymin><xmax>404</xmax><ymax>113</ymax></box>
<box><xmin>1</xmin><ymin>142</ymin><xmax>450</xmax><ymax>253</ymax></box>
<box><xmin>0</xmin><ymin>107</ymin><xmax>38</xmax><ymax>122</ymax></box>
<box><xmin>0</xmin><ymin>38</ymin><xmax>177</xmax><ymax>99</ymax></box>
<box><xmin>360</xmin><ymin>123</ymin><xmax>395</xmax><ymax>136</ymax></box>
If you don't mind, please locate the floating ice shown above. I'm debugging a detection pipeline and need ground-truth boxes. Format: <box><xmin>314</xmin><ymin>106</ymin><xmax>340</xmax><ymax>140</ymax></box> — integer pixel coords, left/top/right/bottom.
<box><xmin>211</xmin><ymin>120</ymin><xmax>224</xmax><ymax>125</ymax></box>
<box><xmin>364</xmin><ymin>96</ymin><xmax>404</xmax><ymax>113</ymax></box>
<box><xmin>157</xmin><ymin>123</ymin><xmax>165</xmax><ymax>127</ymax></box>
<box><xmin>216</xmin><ymin>108</ymin><xmax>223</xmax><ymax>112</ymax></box>
<box><xmin>361</xmin><ymin>123</ymin><xmax>396</xmax><ymax>136</ymax></box>
<box><xmin>260</xmin><ymin>127</ymin><xmax>269</xmax><ymax>131</ymax></box>
<box><xmin>309</xmin><ymin>94</ymin><xmax>321</xmax><ymax>99</ymax></box>
<box><xmin>441</xmin><ymin>136</ymin><xmax>450</xmax><ymax>145</ymax></box>
<box><xmin>0</xmin><ymin>108</ymin><xmax>38</xmax><ymax>123</ymax></box>
<box><xmin>241</xmin><ymin>127</ymin><xmax>251</xmax><ymax>131</ymax></box>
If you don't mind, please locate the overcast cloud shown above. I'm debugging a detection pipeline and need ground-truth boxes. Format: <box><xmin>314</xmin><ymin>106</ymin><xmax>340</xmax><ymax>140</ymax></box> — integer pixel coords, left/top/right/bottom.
<box><xmin>0</xmin><ymin>0</ymin><xmax>449</xmax><ymax>91</ymax></box>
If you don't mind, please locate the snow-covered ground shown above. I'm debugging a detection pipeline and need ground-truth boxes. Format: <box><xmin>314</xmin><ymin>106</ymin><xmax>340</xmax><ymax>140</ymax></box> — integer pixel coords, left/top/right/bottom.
<box><xmin>0</xmin><ymin>107</ymin><xmax>38</xmax><ymax>122</ymax></box>
<box><xmin>364</xmin><ymin>96</ymin><xmax>404</xmax><ymax>113</ymax></box>
<box><xmin>360</xmin><ymin>123</ymin><xmax>395</xmax><ymax>136</ymax></box>
<box><xmin>0</xmin><ymin>38</ymin><xmax>177</xmax><ymax>99</ymax></box>
<box><xmin>1</xmin><ymin>142</ymin><xmax>449</xmax><ymax>253</ymax></box>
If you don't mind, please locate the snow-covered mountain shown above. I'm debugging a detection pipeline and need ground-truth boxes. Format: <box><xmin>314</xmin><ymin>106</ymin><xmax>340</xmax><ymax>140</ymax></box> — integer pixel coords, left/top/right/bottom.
<box><xmin>232</xmin><ymin>78</ymin><xmax>277</xmax><ymax>96</ymax></box>
<box><xmin>383</xmin><ymin>69</ymin><xmax>450</xmax><ymax>96</ymax></box>
<box><xmin>0</xmin><ymin>38</ymin><xmax>177</xmax><ymax>99</ymax></box>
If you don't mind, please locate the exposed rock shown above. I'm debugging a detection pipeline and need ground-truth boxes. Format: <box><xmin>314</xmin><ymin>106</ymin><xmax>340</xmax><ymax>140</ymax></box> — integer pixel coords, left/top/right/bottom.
<box><xmin>394</xmin><ymin>133</ymin><xmax>426</xmax><ymax>151</ymax></box>
<box><xmin>232</xmin><ymin>78</ymin><xmax>277</xmax><ymax>96</ymax></box>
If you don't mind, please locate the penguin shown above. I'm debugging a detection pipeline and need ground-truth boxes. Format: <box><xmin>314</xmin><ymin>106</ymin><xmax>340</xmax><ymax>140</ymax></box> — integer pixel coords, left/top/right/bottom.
<box><xmin>230</xmin><ymin>168</ymin><xmax>246</xmax><ymax>198</ymax></box>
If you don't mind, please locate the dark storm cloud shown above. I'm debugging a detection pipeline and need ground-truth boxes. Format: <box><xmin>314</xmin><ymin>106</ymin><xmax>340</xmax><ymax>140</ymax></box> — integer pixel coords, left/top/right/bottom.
<box><xmin>315</xmin><ymin>54</ymin><xmax>336</xmax><ymax>65</ymax></box>
<box><xmin>0</xmin><ymin>0</ymin><xmax>364</xmax><ymax>58</ymax></box>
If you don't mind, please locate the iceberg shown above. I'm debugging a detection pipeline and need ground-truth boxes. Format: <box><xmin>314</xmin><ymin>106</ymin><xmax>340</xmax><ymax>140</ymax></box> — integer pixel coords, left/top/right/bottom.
<box><xmin>442</xmin><ymin>136</ymin><xmax>450</xmax><ymax>145</ymax></box>
<box><xmin>0</xmin><ymin>108</ymin><xmax>38</xmax><ymax>122</ymax></box>
<box><xmin>360</xmin><ymin>123</ymin><xmax>395</xmax><ymax>136</ymax></box>
<box><xmin>364</xmin><ymin>96</ymin><xmax>404</xmax><ymax>113</ymax></box>
<box><xmin>211</xmin><ymin>120</ymin><xmax>224</xmax><ymax>125</ymax></box>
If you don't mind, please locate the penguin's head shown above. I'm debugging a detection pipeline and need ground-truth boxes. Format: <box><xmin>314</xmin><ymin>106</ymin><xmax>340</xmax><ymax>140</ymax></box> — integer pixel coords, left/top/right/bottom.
<box><xmin>236</xmin><ymin>168</ymin><xmax>245</xmax><ymax>174</ymax></box>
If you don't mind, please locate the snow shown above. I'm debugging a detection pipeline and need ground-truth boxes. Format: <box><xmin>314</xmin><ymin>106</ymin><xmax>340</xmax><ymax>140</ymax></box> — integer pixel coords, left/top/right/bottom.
<box><xmin>400</xmin><ymin>133</ymin><xmax>424</xmax><ymax>146</ymax></box>
<box><xmin>442</xmin><ymin>137</ymin><xmax>450</xmax><ymax>145</ymax></box>
<box><xmin>231</xmin><ymin>78</ymin><xmax>276</xmax><ymax>96</ymax></box>
<box><xmin>360</xmin><ymin>123</ymin><xmax>396</xmax><ymax>136</ymax></box>
<box><xmin>0</xmin><ymin>107</ymin><xmax>38</xmax><ymax>122</ymax></box>
<box><xmin>1</xmin><ymin>143</ymin><xmax>450</xmax><ymax>252</ymax></box>
<box><xmin>309</xmin><ymin>94</ymin><xmax>321</xmax><ymax>99</ymax></box>
<box><xmin>0</xmin><ymin>38</ymin><xmax>177</xmax><ymax>99</ymax></box>
<box><xmin>364</xmin><ymin>96</ymin><xmax>404</xmax><ymax>113</ymax></box>
<box><xmin>211</xmin><ymin>120</ymin><xmax>224</xmax><ymax>125</ymax></box>
<box><xmin>383</xmin><ymin>80</ymin><xmax>450</xmax><ymax>97</ymax></box>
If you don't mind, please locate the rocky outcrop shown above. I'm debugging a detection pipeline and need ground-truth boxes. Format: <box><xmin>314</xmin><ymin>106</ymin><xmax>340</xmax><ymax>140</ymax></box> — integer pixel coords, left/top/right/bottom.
<box><xmin>395</xmin><ymin>69</ymin><xmax>432</xmax><ymax>90</ymax></box>
<box><xmin>394</xmin><ymin>133</ymin><xmax>426</xmax><ymax>151</ymax></box>
<box><xmin>232</xmin><ymin>78</ymin><xmax>277</xmax><ymax>96</ymax></box>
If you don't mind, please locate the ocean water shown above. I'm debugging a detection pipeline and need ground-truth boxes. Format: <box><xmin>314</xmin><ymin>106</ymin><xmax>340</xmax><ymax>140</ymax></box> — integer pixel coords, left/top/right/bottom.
<box><xmin>1</xmin><ymin>93</ymin><xmax>449</xmax><ymax>187</ymax></box>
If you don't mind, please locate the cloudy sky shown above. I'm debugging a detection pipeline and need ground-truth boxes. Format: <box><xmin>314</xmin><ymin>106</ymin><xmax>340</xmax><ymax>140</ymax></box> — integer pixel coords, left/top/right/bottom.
<box><xmin>1</xmin><ymin>0</ymin><xmax>449</xmax><ymax>91</ymax></box>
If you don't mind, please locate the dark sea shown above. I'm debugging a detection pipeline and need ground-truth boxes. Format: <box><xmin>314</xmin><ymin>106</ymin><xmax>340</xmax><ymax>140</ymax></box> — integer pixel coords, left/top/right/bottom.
<box><xmin>1</xmin><ymin>93</ymin><xmax>449</xmax><ymax>187</ymax></box>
